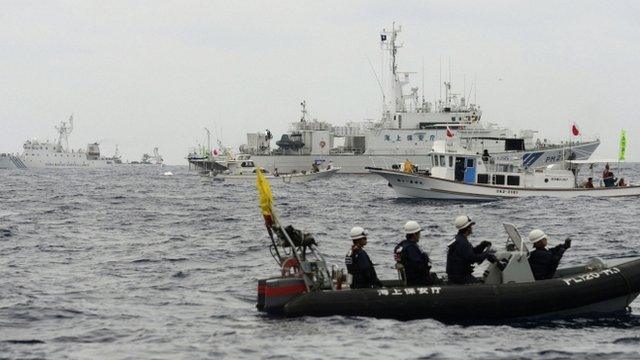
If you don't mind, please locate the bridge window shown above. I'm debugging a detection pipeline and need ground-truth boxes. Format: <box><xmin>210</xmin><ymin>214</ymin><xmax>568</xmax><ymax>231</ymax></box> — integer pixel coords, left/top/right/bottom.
<box><xmin>440</xmin><ymin>155</ymin><xmax>445</xmax><ymax>165</ymax></box>
<box><xmin>384</xmin><ymin>135</ymin><xmax>390</xmax><ymax>141</ymax></box>
<box><xmin>493</xmin><ymin>174</ymin><xmax>505</xmax><ymax>185</ymax></box>
<box><xmin>477</xmin><ymin>174</ymin><xmax>489</xmax><ymax>184</ymax></box>
<box><xmin>434</xmin><ymin>155</ymin><xmax>439</xmax><ymax>166</ymax></box>
<box><xmin>466</xmin><ymin>158</ymin><xmax>475</xmax><ymax>168</ymax></box>
<box><xmin>418</xmin><ymin>134</ymin><xmax>424</xmax><ymax>141</ymax></box>
<box><xmin>407</xmin><ymin>135</ymin><xmax>413</xmax><ymax>141</ymax></box>
<box><xmin>449</xmin><ymin>156</ymin><xmax>453</xmax><ymax>167</ymax></box>
<box><xmin>507</xmin><ymin>175</ymin><xmax>520</xmax><ymax>186</ymax></box>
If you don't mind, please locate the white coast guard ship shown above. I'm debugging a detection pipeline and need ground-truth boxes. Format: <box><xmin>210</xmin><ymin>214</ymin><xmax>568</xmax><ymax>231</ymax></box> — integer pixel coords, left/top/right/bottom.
<box><xmin>0</xmin><ymin>116</ymin><xmax>113</xmax><ymax>169</ymax></box>
<box><xmin>238</xmin><ymin>24</ymin><xmax>599</xmax><ymax>174</ymax></box>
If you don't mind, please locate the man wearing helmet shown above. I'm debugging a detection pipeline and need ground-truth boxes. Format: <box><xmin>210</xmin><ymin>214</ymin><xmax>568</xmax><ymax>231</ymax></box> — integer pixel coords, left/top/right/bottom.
<box><xmin>345</xmin><ymin>227</ymin><xmax>383</xmax><ymax>289</ymax></box>
<box><xmin>394</xmin><ymin>221</ymin><xmax>434</xmax><ymax>285</ymax></box>
<box><xmin>528</xmin><ymin>229</ymin><xmax>571</xmax><ymax>280</ymax></box>
<box><xmin>446</xmin><ymin>215</ymin><xmax>497</xmax><ymax>284</ymax></box>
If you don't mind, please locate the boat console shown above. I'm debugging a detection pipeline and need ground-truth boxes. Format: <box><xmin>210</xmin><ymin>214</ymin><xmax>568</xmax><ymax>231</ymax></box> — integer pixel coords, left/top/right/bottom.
<box><xmin>483</xmin><ymin>223</ymin><xmax>535</xmax><ymax>284</ymax></box>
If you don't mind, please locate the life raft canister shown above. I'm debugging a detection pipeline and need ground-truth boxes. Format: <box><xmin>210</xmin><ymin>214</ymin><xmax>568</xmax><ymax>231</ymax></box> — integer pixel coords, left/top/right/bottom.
<box><xmin>259</xmin><ymin>260</ymin><xmax>307</xmax><ymax>314</ymax></box>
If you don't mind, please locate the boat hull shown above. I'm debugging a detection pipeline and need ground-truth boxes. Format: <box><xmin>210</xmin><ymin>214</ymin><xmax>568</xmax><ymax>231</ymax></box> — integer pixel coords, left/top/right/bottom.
<box><xmin>244</xmin><ymin>140</ymin><xmax>600</xmax><ymax>174</ymax></box>
<box><xmin>204</xmin><ymin>168</ymin><xmax>340</xmax><ymax>183</ymax></box>
<box><xmin>276</xmin><ymin>259</ymin><xmax>640</xmax><ymax>322</ymax></box>
<box><xmin>368</xmin><ymin>168</ymin><xmax>640</xmax><ymax>200</ymax></box>
<box><xmin>0</xmin><ymin>153</ymin><xmax>112</xmax><ymax>169</ymax></box>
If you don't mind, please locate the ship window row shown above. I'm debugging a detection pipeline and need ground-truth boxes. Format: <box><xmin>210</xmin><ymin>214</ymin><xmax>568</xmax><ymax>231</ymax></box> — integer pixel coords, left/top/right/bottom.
<box><xmin>450</xmin><ymin>116</ymin><xmax>478</xmax><ymax>122</ymax></box>
<box><xmin>384</xmin><ymin>134</ymin><xmax>435</xmax><ymax>142</ymax></box>
<box><xmin>24</xmin><ymin>153</ymin><xmax>77</xmax><ymax>158</ymax></box>
<box><xmin>476</xmin><ymin>174</ymin><xmax>520</xmax><ymax>186</ymax></box>
<box><xmin>433</xmin><ymin>155</ymin><xmax>454</xmax><ymax>167</ymax></box>
<box><xmin>396</xmin><ymin>178</ymin><xmax>423</xmax><ymax>185</ymax></box>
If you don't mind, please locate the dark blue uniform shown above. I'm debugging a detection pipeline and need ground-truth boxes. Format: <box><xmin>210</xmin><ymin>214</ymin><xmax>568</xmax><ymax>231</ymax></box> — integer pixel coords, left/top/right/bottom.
<box><xmin>345</xmin><ymin>246</ymin><xmax>382</xmax><ymax>289</ymax></box>
<box><xmin>394</xmin><ymin>239</ymin><xmax>433</xmax><ymax>285</ymax></box>
<box><xmin>528</xmin><ymin>245</ymin><xmax>566</xmax><ymax>280</ymax></box>
<box><xmin>446</xmin><ymin>233</ymin><xmax>492</xmax><ymax>284</ymax></box>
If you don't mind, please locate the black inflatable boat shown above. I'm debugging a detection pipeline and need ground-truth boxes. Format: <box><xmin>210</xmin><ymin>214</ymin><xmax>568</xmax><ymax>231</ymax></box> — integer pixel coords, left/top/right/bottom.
<box><xmin>257</xmin><ymin>222</ymin><xmax>640</xmax><ymax>322</ymax></box>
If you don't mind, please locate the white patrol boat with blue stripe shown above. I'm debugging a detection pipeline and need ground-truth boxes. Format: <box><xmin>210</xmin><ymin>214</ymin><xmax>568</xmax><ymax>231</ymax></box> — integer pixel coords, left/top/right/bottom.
<box><xmin>0</xmin><ymin>116</ymin><xmax>114</xmax><ymax>169</ymax></box>
<box><xmin>367</xmin><ymin>141</ymin><xmax>640</xmax><ymax>201</ymax></box>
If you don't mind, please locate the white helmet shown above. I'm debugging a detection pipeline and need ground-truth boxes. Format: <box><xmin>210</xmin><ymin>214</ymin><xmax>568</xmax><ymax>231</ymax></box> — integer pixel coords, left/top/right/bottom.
<box><xmin>350</xmin><ymin>226</ymin><xmax>368</xmax><ymax>240</ymax></box>
<box><xmin>529</xmin><ymin>229</ymin><xmax>547</xmax><ymax>244</ymax></box>
<box><xmin>403</xmin><ymin>221</ymin><xmax>422</xmax><ymax>234</ymax></box>
<box><xmin>454</xmin><ymin>215</ymin><xmax>475</xmax><ymax>230</ymax></box>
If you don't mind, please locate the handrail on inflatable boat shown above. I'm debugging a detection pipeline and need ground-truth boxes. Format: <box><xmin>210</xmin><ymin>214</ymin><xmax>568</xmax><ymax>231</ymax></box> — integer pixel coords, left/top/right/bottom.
<box><xmin>267</xmin><ymin>223</ymin><xmax>334</xmax><ymax>291</ymax></box>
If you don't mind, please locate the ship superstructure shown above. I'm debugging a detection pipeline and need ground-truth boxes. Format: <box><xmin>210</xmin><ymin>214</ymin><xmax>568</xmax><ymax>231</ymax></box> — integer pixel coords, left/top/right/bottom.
<box><xmin>237</xmin><ymin>24</ymin><xmax>599</xmax><ymax>173</ymax></box>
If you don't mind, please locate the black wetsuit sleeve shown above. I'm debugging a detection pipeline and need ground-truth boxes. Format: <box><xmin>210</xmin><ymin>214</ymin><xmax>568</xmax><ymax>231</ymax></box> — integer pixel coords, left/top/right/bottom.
<box><xmin>545</xmin><ymin>245</ymin><xmax>566</xmax><ymax>279</ymax></box>
<box><xmin>473</xmin><ymin>242</ymin><xmax>490</xmax><ymax>254</ymax></box>
<box><xmin>459</xmin><ymin>241</ymin><xmax>489</xmax><ymax>264</ymax></box>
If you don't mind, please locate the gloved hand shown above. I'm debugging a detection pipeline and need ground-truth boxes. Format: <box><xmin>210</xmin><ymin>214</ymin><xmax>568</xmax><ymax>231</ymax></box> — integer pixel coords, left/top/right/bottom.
<box><xmin>496</xmin><ymin>259</ymin><xmax>509</xmax><ymax>271</ymax></box>
<box><xmin>486</xmin><ymin>254</ymin><xmax>498</xmax><ymax>263</ymax></box>
<box><xmin>479</xmin><ymin>240</ymin><xmax>492</xmax><ymax>250</ymax></box>
<box><xmin>563</xmin><ymin>238</ymin><xmax>572</xmax><ymax>249</ymax></box>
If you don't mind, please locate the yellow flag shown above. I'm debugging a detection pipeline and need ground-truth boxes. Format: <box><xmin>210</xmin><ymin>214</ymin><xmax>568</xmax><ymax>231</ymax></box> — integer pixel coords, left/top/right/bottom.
<box><xmin>403</xmin><ymin>159</ymin><xmax>414</xmax><ymax>173</ymax></box>
<box><xmin>256</xmin><ymin>168</ymin><xmax>273</xmax><ymax>216</ymax></box>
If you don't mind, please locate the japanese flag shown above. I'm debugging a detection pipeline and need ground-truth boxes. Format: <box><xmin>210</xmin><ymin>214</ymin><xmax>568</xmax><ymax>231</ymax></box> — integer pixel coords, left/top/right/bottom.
<box><xmin>446</xmin><ymin>126</ymin><xmax>454</xmax><ymax>139</ymax></box>
<box><xmin>571</xmin><ymin>123</ymin><xmax>580</xmax><ymax>137</ymax></box>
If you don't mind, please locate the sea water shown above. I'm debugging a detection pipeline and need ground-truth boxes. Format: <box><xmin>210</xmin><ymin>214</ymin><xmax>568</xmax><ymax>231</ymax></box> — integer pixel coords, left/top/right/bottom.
<box><xmin>1</xmin><ymin>166</ymin><xmax>639</xmax><ymax>359</ymax></box>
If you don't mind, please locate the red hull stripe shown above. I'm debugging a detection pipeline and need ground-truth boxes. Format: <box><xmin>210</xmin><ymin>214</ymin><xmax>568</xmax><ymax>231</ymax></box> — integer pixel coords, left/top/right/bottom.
<box><xmin>265</xmin><ymin>284</ymin><xmax>307</xmax><ymax>297</ymax></box>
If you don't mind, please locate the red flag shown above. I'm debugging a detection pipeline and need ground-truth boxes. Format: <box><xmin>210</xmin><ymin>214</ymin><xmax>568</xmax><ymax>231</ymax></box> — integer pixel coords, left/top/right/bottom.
<box><xmin>213</xmin><ymin>149</ymin><xmax>219</xmax><ymax>156</ymax></box>
<box><xmin>446</xmin><ymin>126</ymin><xmax>454</xmax><ymax>139</ymax></box>
<box><xmin>571</xmin><ymin>123</ymin><xmax>580</xmax><ymax>137</ymax></box>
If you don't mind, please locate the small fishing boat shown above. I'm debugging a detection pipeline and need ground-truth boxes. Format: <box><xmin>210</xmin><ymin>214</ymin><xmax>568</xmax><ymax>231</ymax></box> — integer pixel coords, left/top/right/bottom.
<box><xmin>202</xmin><ymin>154</ymin><xmax>340</xmax><ymax>183</ymax></box>
<box><xmin>367</xmin><ymin>141</ymin><xmax>640</xmax><ymax>201</ymax></box>
<box><xmin>254</xmin><ymin>171</ymin><xmax>640</xmax><ymax>322</ymax></box>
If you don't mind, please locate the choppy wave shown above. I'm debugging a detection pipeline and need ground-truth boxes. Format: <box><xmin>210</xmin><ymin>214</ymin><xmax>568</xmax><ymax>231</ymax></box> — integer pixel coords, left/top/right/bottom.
<box><xmin>1</xmin><ymin>165</ymin><xmax>639</xmax><ymax>359</ymax></box>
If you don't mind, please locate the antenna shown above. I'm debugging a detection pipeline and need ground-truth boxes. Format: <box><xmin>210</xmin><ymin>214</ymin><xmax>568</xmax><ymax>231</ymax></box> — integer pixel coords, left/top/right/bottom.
<box><xmin>204</xmin><ymin>127</ymin><xmax>211</xmax><ymax>155</ymax></box>
<box><xmin>439</xmin><ymin>56</ymin><xmax>442</xmax><ymax>107</ymax></box>
<box><xmin>366</xmin><ymin>55</ymin><xmax>386</xmax><ymax>114</ymax></box>
<box><xmin>421</xmin><ymin>57</ymin><xmax>425</xmax><ymax>104</ymax></box>
<box><xmin>474</xmin><ymin>74</ymin><xmax>477</xmax><ymax>104</ymax></box>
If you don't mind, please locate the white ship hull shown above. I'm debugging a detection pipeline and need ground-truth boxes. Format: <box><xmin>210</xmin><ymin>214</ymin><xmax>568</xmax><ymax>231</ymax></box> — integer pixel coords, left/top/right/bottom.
<box><xmin>246</xmin><ymin>140</ymin><xmax>600</xmax><ymax>174</ymax></box>
<box><xmin>0</xmin><ymin>153</ymin><xmax>112</xmax><ymax>169</ymax></box>
<box><xmin>369</xmin><ymin>168</ymin><xmax>640</xmax><ymax>201</ymax></box>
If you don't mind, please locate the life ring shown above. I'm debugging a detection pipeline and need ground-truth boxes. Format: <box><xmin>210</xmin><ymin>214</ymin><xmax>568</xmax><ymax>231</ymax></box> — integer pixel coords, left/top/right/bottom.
<box><xmin>319</xmin><ymin>140</ymin><xmax>326</xmax><ymax>148</ymax></box>
<box><xmin>281</xmin><ymin>257</ymin><xmax>301</xmax><ymax>277</ymax></box>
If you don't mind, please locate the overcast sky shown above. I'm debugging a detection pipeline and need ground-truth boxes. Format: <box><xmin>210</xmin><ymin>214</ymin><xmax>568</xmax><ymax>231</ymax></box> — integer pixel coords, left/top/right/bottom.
<box><xmin>2</xmin><ymin>0</ymin><xmax>639</xmax><ymax>164</ymax></box>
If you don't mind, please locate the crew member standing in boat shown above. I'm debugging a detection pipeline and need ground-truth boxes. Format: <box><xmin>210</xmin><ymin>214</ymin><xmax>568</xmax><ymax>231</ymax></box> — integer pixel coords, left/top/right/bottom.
<box><xmin>345</xmin><ymin>227</ymin><xmax>382</xmax><ymax>289</ymax></box>
<box><xmin>446</xmin><ymin>215</ymin><xmax>497</xmax><ymax>284</ymax></box>
<box><xmin>527</xmin><ymin>229</ymin><xmax>571</xmax><ymax>280</ymax></box>
<box><xmin>603</xmin><ymin>163</ymin><xmax>616</xmax><ymax>187</ymax></box>
<box><xmin>394</xmin><ymin>221</ymin><xmax>434</xmax><ymax>285</ymax></box>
